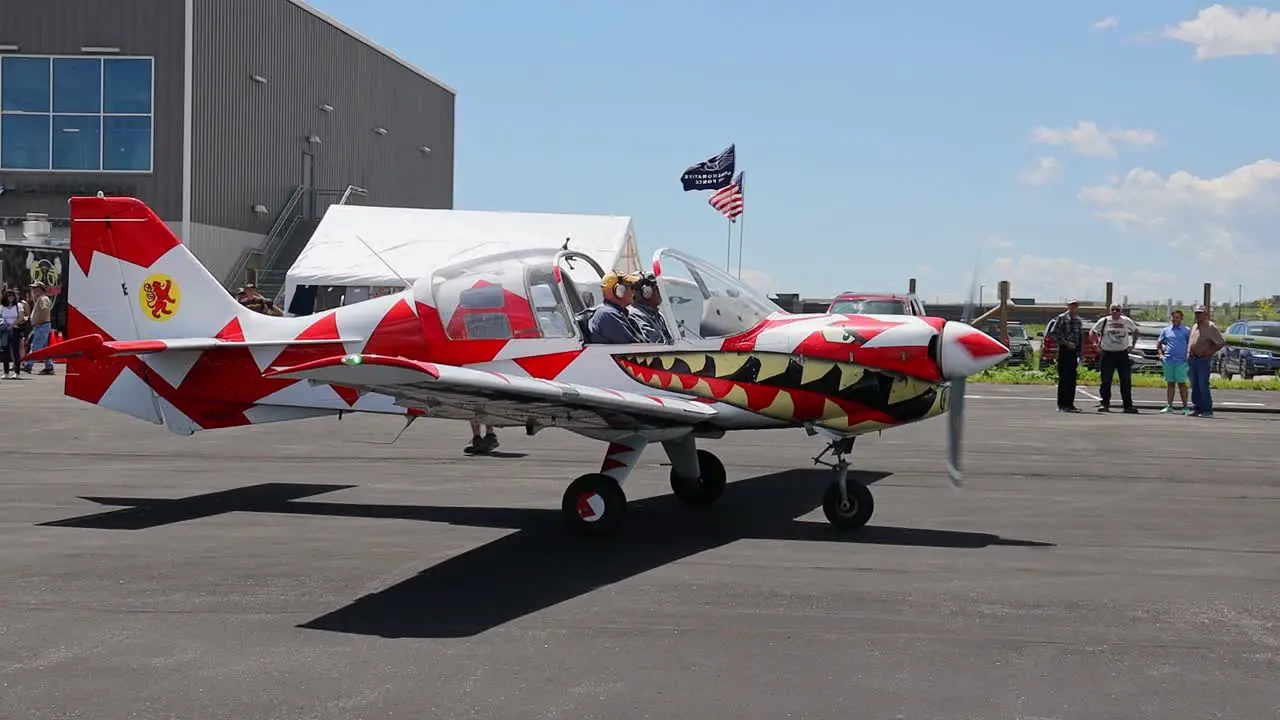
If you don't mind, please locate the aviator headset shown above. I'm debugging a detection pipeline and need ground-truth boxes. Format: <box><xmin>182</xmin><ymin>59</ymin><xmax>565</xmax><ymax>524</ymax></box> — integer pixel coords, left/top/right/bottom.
<box><xmin>634</xmin><ymin>273</ymin><xmax>658</xmax><ymax>301</ymax></box>
<box><xmin>605</xmin><ymin>272</ymin><xmax>635</xmax><ymax>300</ymax></box>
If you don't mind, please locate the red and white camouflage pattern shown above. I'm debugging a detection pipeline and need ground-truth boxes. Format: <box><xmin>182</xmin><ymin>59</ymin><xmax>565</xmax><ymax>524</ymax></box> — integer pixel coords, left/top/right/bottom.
<box><xmin>34</xmin><ymin>196</ymin><xmax>1009</xmax><ymax>446</ymax></box>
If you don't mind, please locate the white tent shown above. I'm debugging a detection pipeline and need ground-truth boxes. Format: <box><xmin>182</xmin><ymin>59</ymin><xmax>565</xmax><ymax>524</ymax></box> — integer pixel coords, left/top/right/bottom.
<box><xmin>281</xmin><ymin>205</ymin><xmax>643</xmax><ymax>313</ymax></box>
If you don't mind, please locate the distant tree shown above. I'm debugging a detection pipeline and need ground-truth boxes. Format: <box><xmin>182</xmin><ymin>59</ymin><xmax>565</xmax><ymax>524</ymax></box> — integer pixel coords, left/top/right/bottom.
<box><xmin>1257</xmin><ymin>298</ymin><xmax>1276</xmax><ymax>321</ymax></box>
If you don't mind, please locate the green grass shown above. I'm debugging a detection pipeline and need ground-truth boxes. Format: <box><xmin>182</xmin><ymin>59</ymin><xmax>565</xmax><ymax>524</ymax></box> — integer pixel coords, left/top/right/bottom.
<box><xmin>973</xmin><ymin>354</ymin><xmax>1280</xmax><ymax>391</ymax></box>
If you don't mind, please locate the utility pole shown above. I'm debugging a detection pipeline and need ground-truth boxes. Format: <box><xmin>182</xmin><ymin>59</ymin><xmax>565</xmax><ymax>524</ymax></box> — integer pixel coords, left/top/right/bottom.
<box><xmin>1238</xmin><ymin>284</ymin><xmax>1243</xmax><ymax>320</ymax></box>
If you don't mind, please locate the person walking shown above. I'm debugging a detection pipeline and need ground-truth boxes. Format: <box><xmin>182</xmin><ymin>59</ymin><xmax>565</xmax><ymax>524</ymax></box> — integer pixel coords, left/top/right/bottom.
<box><xmin>1187</xmin><ymin>304</ymin><xmax>1225</xmax><ymax>418</ymax></box>
<box><xmin>1157</xmin><ymin>309</ymin><xmax>1191</xmax><ymax>414</ymax></box>
<box><xmin>0</xmin><ymin>289</ymin><xmax>24</xmax><ymax>379</ymax></box>
<box><xmin>1091</xmin><ymin>303</ymin><xmax>1139</xmax><ymax>413</ymax></box>
<box><xmin>1048</xmin><ymin>299</ymin><xmax>1084</xmax><ymax>412</ymax></box>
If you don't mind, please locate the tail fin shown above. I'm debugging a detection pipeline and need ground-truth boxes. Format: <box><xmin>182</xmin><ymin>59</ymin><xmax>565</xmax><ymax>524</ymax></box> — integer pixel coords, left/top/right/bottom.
<box><xmin>65</xmin><ymin>195</ymin><xmax>242</xmax><ymax>342</ymax></box>
<box><xmin>46</xmin><ymin>196</ymin><xmax>267</xmax><ymax>433</ymax></box>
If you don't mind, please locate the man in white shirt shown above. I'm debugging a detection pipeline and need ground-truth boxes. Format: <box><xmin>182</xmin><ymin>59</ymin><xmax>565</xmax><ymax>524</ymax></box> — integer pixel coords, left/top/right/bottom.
<box><xmin>1090</xmin><ymin>303</ymin><xmax>1140</xmax><ymax>412</ymax></box>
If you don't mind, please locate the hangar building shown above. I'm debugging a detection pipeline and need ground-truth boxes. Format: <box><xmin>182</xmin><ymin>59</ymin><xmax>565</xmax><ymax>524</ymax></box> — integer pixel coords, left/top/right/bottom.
<box><xmin>0</xmin><ymin>0</ymin><xmax>455</xmax><ymax>300</ymax></box>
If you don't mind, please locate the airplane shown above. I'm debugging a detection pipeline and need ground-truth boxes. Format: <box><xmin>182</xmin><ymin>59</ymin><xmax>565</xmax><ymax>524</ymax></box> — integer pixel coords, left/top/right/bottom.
<box><xmin>29</xmin><ymin>195</ymin><xmax>1010</xmax><ymax>537</ymax></box>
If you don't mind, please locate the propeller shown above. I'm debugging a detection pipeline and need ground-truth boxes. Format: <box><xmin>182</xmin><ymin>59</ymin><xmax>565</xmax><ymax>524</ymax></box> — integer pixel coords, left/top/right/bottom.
<box><xmin>945</xmin><ymin>264</ymin><xmax>981</xmax><ymax>487</ymax></box>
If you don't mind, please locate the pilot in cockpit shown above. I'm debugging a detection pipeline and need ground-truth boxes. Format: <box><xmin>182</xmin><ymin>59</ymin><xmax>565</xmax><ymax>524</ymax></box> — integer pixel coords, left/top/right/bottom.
<box><xmin>587</xmin><ymin>272</ymin><xmax>645</xmax><ymax>344</ymax></box>
<box><xmin>627</xmin><ymin>273</ymin><xmax>673</xmax><ymax>344</ymax></box>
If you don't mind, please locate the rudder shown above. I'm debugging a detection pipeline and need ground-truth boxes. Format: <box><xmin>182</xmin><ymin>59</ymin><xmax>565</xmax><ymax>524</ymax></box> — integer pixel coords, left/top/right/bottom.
<box><xmin>68</xmin><ymin>195</ymin><xmax>242</xmax><ymax>344</ymax></box>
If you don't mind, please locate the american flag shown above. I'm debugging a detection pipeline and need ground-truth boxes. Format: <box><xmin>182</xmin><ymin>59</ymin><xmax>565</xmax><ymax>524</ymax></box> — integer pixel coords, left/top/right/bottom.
<box><xmin>708</xmin><ymin>171</ymin><xmax>744</xmax><ymax>222</ymax></box>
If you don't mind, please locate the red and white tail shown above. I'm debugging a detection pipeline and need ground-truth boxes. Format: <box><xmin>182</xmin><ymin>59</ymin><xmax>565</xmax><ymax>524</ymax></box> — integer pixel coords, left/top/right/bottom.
<box><xmin>61</xmin><ymin>195</ymin><xmax>246</xmax><ymax>343</ymax></box>
<box><xmin>33</xmin><ymin>196</ymin><xmax>376</xmax><ymax>435</ymax></box>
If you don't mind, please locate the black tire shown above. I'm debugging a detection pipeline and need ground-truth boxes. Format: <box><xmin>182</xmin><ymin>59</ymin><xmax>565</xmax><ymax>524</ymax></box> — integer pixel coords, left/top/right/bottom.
<box><xmin>561</xmin><ymin>473</ymin><xmax>627</xmax><ymax>536</ymax></box>
<box><xmin>822</xmin><ymin>480</ymin><xmax>874</xmax><ymax>532</ymax></box>
<box><xmin>670</xmin><ymin>449</ymin><xmax>727</xmax><ymax>507</ymax></box>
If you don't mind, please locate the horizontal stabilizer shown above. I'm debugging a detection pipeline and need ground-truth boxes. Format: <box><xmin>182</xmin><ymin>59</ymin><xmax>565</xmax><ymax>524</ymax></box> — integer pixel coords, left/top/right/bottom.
<box><xmin>25</xmin><ymin>333</ymin><xmax>363</xmax><ymax>362</ymax></box>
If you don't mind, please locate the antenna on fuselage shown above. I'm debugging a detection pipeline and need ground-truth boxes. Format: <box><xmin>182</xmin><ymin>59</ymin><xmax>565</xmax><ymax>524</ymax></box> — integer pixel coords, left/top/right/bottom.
<box><xmin>353</xmin><ymin>234</ymin><xmax>414</xmax><ymax>291</ymax></box>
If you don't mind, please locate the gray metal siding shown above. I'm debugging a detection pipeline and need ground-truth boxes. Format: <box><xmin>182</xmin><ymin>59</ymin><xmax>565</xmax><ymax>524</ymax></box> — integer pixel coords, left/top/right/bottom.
<box><xmin>0</xmin><ymin>0</ymin><xmax>185</xmax><ymax>223</ymax></box>
<box><xmin>191</xmin><ymin>0</ymin><xmax>455</xmax><ymax>235</ymax></box>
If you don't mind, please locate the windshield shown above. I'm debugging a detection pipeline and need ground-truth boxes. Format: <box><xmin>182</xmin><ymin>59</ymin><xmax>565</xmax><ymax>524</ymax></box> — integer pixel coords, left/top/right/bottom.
<box><xmin>1007</xmin><ymin>326</ymin><xmax>1026</xmax><ymax>339</ymax></box>
<box><xmin>830</xmin><ymin>299</ymin><xmax>908</xmax><ymax>315</ymax></box>
<box><xmin>1249</xmin><ymin>324</ymin><xmax>1280</xmax><ymax>338</ymax></box>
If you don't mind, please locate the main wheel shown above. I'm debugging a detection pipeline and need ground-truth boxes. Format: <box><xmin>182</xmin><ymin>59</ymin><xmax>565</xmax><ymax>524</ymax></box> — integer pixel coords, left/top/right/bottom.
<box><xmin>669</xmin><ymin>449</ymin><xmax>727</xmax><ymax>507</ymax></box>
<box><xmin>561</xmin><ymin>473</ymin><xmax>627</xmax><ymax>536</ymax></box>
<box><xmin>822</xmin><ymin>480</ymin><xmax>874</xmax><ymax>532</ymax></box>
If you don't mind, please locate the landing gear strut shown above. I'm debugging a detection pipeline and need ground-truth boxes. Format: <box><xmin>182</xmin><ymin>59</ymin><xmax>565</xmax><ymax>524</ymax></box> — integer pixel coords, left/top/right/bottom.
<box><xmin>669</xmin><ymin>449</ymin><xmax>726</xmax><ymax>507</ymax></box>
<box><xmin>813</xmin><ymin>436</ymin><xmax>874</xmax><ymax>531</ymax></box>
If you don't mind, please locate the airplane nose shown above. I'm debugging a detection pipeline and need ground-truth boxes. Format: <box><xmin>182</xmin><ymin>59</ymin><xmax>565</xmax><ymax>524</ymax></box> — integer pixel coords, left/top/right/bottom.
<box><xmin>938</xmin><ymin>321</ymin><xmax>1011</xmax><ymax>378</ymax></box>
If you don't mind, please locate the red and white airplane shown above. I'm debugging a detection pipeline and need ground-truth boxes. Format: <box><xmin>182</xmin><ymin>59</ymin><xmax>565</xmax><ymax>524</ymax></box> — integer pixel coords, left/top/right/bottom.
<box><xmin>30</xmin><ymin>196</ymin><xmax>1009</xmax><ymax>536</ymax></box>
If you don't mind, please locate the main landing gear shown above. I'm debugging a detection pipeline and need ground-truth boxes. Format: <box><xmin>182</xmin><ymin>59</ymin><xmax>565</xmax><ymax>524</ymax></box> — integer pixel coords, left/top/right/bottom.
<box><xmin>559</xmin><ymin>436</ymin><xmax>727</xmax><ymax>536</ymax></box>
<box><xmin>813</xmin><ymin>436</ymin><xmax>874</xmax><ymax>532</ymax></box>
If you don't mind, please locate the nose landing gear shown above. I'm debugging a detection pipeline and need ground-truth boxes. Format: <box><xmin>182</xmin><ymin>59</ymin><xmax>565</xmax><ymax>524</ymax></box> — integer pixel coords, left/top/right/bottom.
<box><xmin>812</xmin><ymin>436</ymin><xmax>874</xmax><ymax>531</ymax></box>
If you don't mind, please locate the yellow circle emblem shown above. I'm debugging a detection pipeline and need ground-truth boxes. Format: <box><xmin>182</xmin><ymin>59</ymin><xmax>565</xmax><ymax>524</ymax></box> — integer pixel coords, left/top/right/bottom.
<box><xmin>139</xmin><ymin>274</ymin><xmax>181</xmax><ymax>322</ymax></box>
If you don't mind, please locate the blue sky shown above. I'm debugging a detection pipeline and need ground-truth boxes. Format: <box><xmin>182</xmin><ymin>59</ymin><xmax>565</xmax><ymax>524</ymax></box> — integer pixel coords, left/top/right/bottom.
<box><xmin>308</xmin><ymin>0</ymin><xmax>1280</xmax><ymax>305</ymax></box>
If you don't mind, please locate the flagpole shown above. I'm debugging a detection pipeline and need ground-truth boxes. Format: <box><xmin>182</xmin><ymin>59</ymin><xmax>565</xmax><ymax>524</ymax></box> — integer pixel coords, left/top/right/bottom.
<box><xmin>725</xmin><ymin>219</ymin><xmax>733</xmax><ymax>272</ymax></box>
<box><xmin>736</xmin><ymin>211</ymin><xmax>745</xmax><ymax>279</ymax></box>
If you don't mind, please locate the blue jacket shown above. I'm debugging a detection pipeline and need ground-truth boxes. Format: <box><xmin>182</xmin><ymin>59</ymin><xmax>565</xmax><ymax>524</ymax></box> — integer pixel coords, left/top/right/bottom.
<box><xmin>588</xmin><ymin>302</ymin><xmax>643</xmax><ymax>343</ymax></box>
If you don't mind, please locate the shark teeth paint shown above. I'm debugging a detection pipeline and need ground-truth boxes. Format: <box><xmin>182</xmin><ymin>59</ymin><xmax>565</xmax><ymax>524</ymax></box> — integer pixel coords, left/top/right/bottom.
<box><xmin>614</xmin><ymin>351</ymin><xmax>945</xmax><ymax>431</ymax></box>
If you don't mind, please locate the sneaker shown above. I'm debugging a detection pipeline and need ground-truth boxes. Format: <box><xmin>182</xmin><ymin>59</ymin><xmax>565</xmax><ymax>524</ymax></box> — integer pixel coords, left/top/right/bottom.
<box><xmin>1180</xmin><ymin>406</ymin><xmax>1191</xmax><ymax>416</ymax></box>
<box><xmin>481</xmin><ymin>433</ymin><xmax>499</xmax><ymax>452</ymax></box>
<box><xmin>463</xmin><ymin>435</ymin><xmax>484</xmax><ymax>454</ymax></box>
<box><xmin>1159</xmin><ymin>405</ymin><xmax>1173</xmax><ymax>414</ymax></box>
<box><xmin>1096</xmin><ymin>405</ymin><xmax>1111</xmax><ymax>412</ymax></box>
<box><xmin>1123</xmin><ymin>406</ymin><xmax>1139</xmax><ymax>414</ymax></box>
<box><xmin>37</xmin><ymin>368</ymin><xmax>55</xmax><ymax>375</ymax></box>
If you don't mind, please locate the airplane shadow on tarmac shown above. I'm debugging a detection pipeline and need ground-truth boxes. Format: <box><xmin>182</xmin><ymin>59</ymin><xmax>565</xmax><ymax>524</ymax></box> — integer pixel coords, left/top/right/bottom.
<box><xmin>40</xmin><ymin>469</ymin><xmax>1054</xmax><ymax>639</ymax></box>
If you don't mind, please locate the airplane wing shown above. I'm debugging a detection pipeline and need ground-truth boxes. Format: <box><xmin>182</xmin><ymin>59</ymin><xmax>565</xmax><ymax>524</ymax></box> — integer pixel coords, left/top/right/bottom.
<box><xmin>264</xmin><ymin>353</ymin><xmax>719</xmax><ymax>432</ymax></box>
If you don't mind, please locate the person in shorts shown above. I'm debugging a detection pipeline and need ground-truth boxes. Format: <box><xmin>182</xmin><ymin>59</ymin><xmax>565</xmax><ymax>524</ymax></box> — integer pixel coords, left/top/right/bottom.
<box><xmin>1157</xmin><ymin>309</ymin><xmax>1191</xmax><ymax>414</ymax></box>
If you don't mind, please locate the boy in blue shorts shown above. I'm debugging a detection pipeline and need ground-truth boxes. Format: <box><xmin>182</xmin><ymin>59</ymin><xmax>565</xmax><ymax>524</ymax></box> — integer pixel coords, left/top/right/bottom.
<box><xmin>1157</xmin><ymin>309</ymin><xmax>1192</xmax><ymax>414</ymax></box>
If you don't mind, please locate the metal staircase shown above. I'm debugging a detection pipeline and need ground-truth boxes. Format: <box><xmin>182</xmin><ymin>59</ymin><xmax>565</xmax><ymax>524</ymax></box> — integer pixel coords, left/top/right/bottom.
<box><xmin>223</xmin><ymin>185</ymin><xmax>307</xmax><ymax>292</ymax></box>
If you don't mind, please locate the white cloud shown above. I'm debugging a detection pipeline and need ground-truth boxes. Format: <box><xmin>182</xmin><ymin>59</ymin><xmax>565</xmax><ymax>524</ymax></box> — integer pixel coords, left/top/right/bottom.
<box><xmin>1093</xmin><ymin>16</ymin><xmax>1119</xmax><ymax>30</ymax></box>
<box><xmin>1031</xmin><ymin>121</ymin><xmax>1158</xmax><ymax>158</ymax></box>
<box><xmin>1164</xmin><ymin>4</ymin><xmax>1280</xmax><ymax>59</ymax></box>
<box><xmin>986</xmin><ymin>235</ymin><xmax>1016</xmax><ymax>249</ymax></box>
<box><xmin>1078</xmin><ymin>158</ymin><xmax>1280</xmax><ymax>294</ymax></box>
<box><xmin>988</xmin><ymin>255</ymin><xmax>1181</xmax><ymax>305</ymax></box>
<box><xmin>1019</xmin><ymin>157</ymin><xmax>1062</xmax><ymax>186</ymax></box>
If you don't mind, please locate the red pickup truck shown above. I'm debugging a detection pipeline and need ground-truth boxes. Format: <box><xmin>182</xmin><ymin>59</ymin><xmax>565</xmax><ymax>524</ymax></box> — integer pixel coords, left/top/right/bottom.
<box><xmin>1038</xmin><ymin>315</ymin><xmax>1101</xmax><ymax>370</ymax></box>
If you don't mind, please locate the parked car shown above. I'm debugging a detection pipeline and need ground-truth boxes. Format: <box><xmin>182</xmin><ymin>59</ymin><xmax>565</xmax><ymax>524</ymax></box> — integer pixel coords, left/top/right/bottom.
<box><xmin>1038</xmin><ymin>315</ymin><xmax>1101</xmax><ymax>370</ymax></box>
<box><xmin>827</xmin><ymin>292</ymin><xmax>926</xmax><ymax>316</ymax></box>
<box><xmin>982</xmin><ymin>320</ymin><xmax>1033</xmax><ymax>365</ymax></box>
<box><xmin>1129</xmin><ymin>321</ymin><xmax>1168</xmax><ymax>373</ymax></box>
<box><xmin>1216</xmin><ymin>320</ymin><xmax>1280</xmax><ymax>379</ymax></box>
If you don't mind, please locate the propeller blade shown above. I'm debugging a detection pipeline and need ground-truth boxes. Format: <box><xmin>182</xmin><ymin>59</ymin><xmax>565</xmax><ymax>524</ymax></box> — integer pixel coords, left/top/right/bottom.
<box><xmin>946</xmin><ymin>377</ymin><xmax>964</xmax><ymax>486</ymax></box>
<box><xmin>945</xmin><ymin>262</ymin><xmax>980</xmax><ymax>486</ymax></box>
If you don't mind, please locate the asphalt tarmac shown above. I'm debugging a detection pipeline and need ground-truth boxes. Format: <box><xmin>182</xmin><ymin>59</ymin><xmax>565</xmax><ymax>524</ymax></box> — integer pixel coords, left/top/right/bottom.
<box><xmin>3</xmin><ymin>376</ymin><xmax>1279</xmax><ymax>719</ymax></box>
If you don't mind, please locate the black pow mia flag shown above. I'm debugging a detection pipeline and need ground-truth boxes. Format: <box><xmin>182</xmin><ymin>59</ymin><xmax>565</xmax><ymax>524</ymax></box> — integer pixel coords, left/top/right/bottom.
<box><xmin>680</xmin><ymin>144</ymin><xmax>736</xmax><ymax>191</ymax></box>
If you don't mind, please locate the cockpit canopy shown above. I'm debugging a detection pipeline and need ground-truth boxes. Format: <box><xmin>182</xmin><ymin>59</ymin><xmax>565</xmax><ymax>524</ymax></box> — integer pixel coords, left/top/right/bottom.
<box><xmin>423</xmin><ymin>248</ymin><xmax>588</xmax><ymax>341</ymax></box>
<box><xmin>415</xmin><ymin>245</ymin><xmax>783</xmax><ymax>344</ymax></box>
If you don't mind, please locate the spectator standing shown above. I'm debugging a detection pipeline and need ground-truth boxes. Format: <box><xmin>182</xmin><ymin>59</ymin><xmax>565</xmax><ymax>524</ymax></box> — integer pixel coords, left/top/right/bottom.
<box><xmin>1091</xmin><ymin>304</ymin><xmax>1140</xmax><ymax>413</ymax></box>
<box><xmin>0</xmin><ymin>289</ymin><xmax>24</xmax><ymax>379</ymax></box>
<box><xmin>1186</xmin><ymin>304</ymin><xmax>1225</xmax><ymax>418</ymax></box>
<box><xmin>1049</xmin><ymin>299</ymin><xmax>1084</xmax><ymax>412</ymax></box>
<box><xmin>1157</xmin><ymin>310</ymin><xmax>1191</xmax><ymax>414</ymax></box>
<box><xmin>22</xmin><ymin>282</ymin><xmax>56</xmax><ymax>375</ymax></box>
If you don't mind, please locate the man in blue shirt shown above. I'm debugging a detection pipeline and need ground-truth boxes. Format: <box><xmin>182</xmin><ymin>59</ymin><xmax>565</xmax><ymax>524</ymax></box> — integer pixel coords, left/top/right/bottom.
<box><xmin>587</xmin><ymin>272</ymin><xmax>645</xmax><ymax>344</ymax></box>
<box><xmin>1157</xmin><ymin>309</ymin><xmax>1192</xmax><ymax>415</ymax></box>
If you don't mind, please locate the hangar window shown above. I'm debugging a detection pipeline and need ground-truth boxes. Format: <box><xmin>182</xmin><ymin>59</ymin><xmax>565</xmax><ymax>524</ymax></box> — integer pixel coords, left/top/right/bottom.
<box><xmin>0</xmin><ymin>55</ymin><xmax>153</xmax><ymax>173</ymax></box>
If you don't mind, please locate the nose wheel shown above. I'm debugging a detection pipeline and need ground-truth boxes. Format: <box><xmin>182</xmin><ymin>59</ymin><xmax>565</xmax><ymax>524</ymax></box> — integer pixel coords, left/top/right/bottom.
<box><xmin>813</xmin><ymin>436</ymin><xmax>874</xmax><ymax>531</ymax></box>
